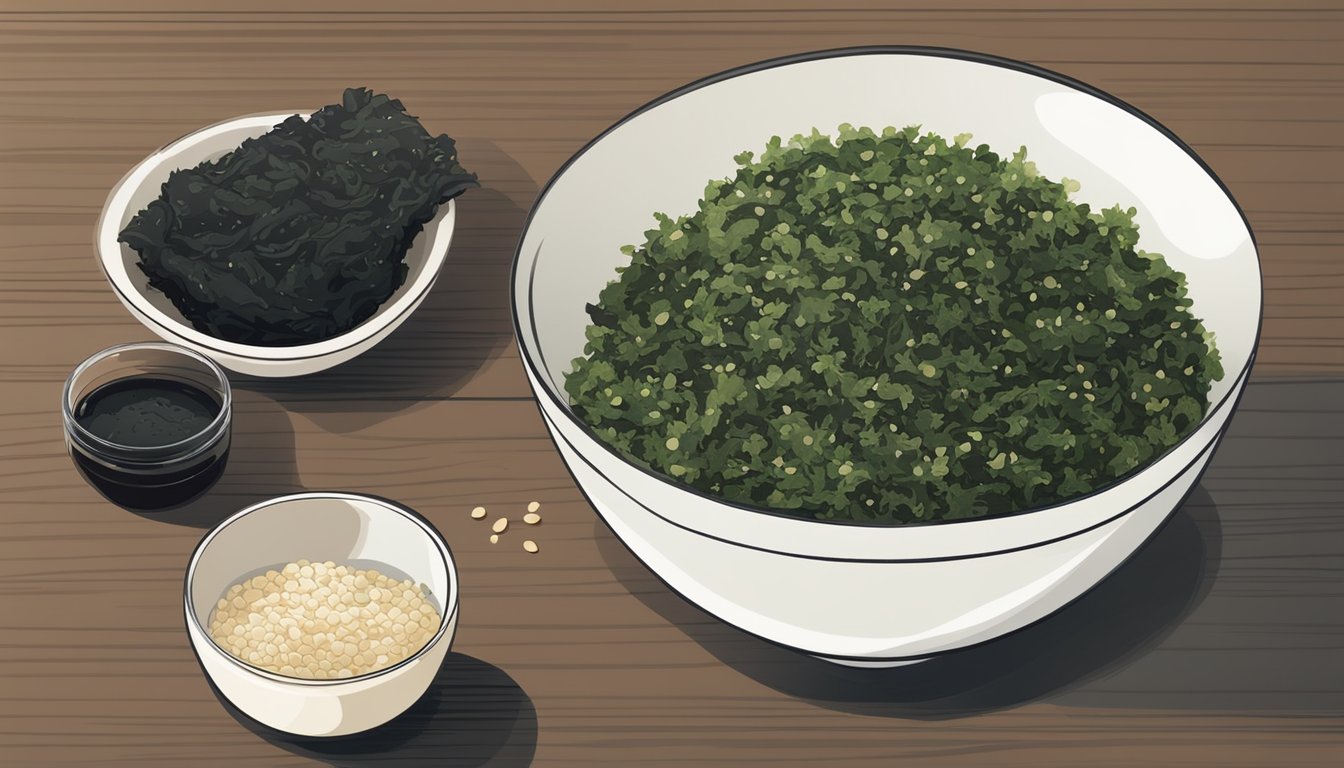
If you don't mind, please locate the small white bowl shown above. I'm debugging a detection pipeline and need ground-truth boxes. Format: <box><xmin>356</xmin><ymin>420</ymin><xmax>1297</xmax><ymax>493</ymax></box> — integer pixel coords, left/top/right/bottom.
<box><xmin>96</xmin><ymin>113</ymin><xmax>458</xmax><ymax>378</ymax></box>
<box><xmin>184</xmin><ymin>492</ymin><xmax>459</xmax><ymax>737</ymax></box>
<box><xmin>513</xmin><ymin>47</ymin><xmax>1261</xmax><ymax>666</ymax></box>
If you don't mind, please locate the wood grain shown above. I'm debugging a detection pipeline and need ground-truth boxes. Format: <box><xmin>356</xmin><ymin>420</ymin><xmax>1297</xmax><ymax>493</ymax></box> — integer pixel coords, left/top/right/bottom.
<box><xmin>1</xmin><ymin>2</ymin><xmax>1341</xmax><ymax>766</ymax></box>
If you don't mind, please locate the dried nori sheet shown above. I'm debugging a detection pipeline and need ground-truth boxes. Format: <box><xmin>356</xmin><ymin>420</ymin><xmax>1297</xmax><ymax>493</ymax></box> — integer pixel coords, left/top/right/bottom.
<box><xmin>119</xmin><ymin>87</ymin><xmax>477</xmax><ymax>346</ymax></box>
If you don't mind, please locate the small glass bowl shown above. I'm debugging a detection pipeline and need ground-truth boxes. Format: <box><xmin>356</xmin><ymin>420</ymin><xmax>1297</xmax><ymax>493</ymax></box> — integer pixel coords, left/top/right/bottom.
<box><xmin>62</xmin><ymin>342</ymin><xmax>232</xmax><ymax>510</ymax></box>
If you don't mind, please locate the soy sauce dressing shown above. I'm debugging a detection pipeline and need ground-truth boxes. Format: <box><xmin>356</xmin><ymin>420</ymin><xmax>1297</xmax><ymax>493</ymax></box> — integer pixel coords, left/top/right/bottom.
<box><xmin>75</xmin><ymin>377</ymin><xmax>221</xmax><ymax>447</ymax></box>
<box><xmin>69</xmin><ymin>376</ymin><xmax>229</xmax><ymax>510</ymax></box>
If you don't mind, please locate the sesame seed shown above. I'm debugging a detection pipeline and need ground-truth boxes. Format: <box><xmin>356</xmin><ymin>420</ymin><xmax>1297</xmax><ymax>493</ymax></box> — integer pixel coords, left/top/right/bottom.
<box><xmin>207</xmin><ymin>561</ymin><xmax>439</xmax><ymax>679</ymax></box>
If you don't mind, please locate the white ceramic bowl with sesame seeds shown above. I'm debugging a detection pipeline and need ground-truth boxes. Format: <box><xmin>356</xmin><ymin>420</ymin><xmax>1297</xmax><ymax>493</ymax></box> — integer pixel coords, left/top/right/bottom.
<box><xmin>184</xmin><ymin>492</ymin><xmax>459</xmax><ymax>736</ymax></box>
<box><xmin>512</xmin><ymin>48</ymin><xmax>1261</xmax><ymax>666</ymax></box>
<box><xmin>96</xmin><ymin>112</ymin><xmax>457</xmax><ymax>378</ymax></box>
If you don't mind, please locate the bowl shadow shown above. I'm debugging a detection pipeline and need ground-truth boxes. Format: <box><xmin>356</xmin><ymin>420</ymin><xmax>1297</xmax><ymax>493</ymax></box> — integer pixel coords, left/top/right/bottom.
<box><xmin>594</xmin><ymin>484</ymin><xmax>1222</xmax><ymax>719</ymax></box>
<box><xmin>1052</xmin><ymin>375</ymin><xmax>1344</xmax><ymax>713</ymax></box>
<box><xmin>238</xmin><ymin>141</ymin><xmax>536</xmax><ymax>434</ymax></box>
<box><xmin>210</xmin><ymin>652</ymin><xmax>536</xmax><ymax>768</ymax></box>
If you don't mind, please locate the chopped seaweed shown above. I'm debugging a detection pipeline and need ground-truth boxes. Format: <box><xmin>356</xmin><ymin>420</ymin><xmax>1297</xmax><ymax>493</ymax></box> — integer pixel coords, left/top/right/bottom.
<box><xmin>119</xmin><ymin>87</ymin><xmax>477</xmax><ymax>346</ymax></box>
<box><xmin>564</xmin><ymin>126</ymin><xmax>1223</xmax><ymax>524</ymax></box>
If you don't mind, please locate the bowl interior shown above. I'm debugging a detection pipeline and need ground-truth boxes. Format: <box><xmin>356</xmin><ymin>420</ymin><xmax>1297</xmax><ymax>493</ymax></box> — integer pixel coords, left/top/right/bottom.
<box><xmin>100</xmin><ymin>113</ymin><xmax>452</xmax><ymax>359</ymax></box>
<box><xmin>187</xmin><ymin>494</ymin><xmax>456</xmax><ymax>654</ymax></box>
<box><xmin>517</xmin><ymin>50</ymin><xmax>1258</xmax><ymax>419</ymax></box>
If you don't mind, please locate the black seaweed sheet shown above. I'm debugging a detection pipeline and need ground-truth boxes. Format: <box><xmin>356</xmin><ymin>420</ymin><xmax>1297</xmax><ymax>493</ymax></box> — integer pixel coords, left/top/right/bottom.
<box><xmin>119</xmin><ymin>87</ymin><xmax>477</xmax><ymax>346</ymax></box>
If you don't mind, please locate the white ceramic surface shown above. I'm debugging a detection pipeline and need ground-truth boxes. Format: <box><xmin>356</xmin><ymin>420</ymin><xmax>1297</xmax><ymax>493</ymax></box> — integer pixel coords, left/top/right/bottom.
<box><xmin>512</xmin><ymin>48</ymin><xmax>1261</xmax><ymax>665</ymax></box>
<box><xmin>185</xmin><ymin>493</ymin><xmax>459</xmax><ymax>736</ymax></box>
<box><xmin>97</xmin><ymin>113</ymin><xmax>457</xmax><ymax>378</ymax></box>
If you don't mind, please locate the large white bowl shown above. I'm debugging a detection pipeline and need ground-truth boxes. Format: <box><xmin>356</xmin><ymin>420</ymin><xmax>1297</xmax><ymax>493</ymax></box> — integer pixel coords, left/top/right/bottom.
<box><xmin>185</xmin><ymin>492</ymin><xmax>459</xmax><ymax>736</ymax></box>
<box><xmin>513</xmin><ymin>47</ymin><xmax>1261</xmax><ymax>666</ymax></box>
<box><xmin>97</xmin><ymin>113</ymin><xmax>457</xmax><ymax>378</ymax></box>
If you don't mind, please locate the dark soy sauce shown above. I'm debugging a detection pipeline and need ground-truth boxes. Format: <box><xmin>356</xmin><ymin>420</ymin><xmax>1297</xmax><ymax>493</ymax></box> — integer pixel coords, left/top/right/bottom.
<box><xmin>75</xmin><ymin>378</ymin><xmax>221</xmax><ymax>447</ymax></box>
<box><xmin>69</xmin><ymin>377</ymin><xmax>229</xmax><ymax>510</ymax></box>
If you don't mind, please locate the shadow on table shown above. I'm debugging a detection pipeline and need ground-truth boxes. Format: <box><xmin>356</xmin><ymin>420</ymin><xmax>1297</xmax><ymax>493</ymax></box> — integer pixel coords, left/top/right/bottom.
<box><xmin>237</xmin><ymin>142</ymin><xmax>534</xmax><ymax>434</ymax></box>
<box><xmin>212</xmin><ymin>652</ymin><xmax>536</xmax><ymax>768</ymax></box>
<box><xmin>1054</xmin><ymin>376</ymin><xmax>1344</xmax><ymax>713</ymax></box>
<box><xmin>594</xmin><ymin>377</ymin><xmax>1344</xmax><ymax>718</ymax></box>
<box><xmin>100</xmin><ymin>388</ymin><xmax>301</xmax><ymax>529</ymax></box>
<box><xmin>595</xmin><ymin>485</ymin><xmax>1223</xmax><ymax>720</ymax></box>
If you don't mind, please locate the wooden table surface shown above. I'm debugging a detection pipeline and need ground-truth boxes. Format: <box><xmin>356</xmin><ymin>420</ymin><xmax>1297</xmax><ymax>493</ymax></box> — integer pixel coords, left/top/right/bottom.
<box><xmin>2</xmin><ymin>2</ymin><xmax>1342</xmax><ymax>766</ymax></box>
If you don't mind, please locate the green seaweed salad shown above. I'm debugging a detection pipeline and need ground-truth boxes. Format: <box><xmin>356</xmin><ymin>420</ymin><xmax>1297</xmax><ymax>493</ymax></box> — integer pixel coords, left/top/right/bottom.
<box><xmin>120</xmin><ymin>88</ymin><xmax>477</xmax><ymax>346</ymax></box>
<box><xmin>565</xmin><ymin>125</ymin><xmax>1223</xmax><ymax>524</ymax></box>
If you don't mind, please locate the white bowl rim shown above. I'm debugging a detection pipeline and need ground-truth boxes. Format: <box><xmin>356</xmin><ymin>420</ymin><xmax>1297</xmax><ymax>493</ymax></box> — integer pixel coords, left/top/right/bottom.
<box><xmin>96</xmin><ymin>111</ymin><xmax>458</xmax><ymax>362</ymax></box>
<box><xmin>183</xmin><ymin>491</ymin><xmax>460</xmax><ymax>687</ymax></box>
<box><xmin>511</xmin><ymin>45</ymin><xmax>1263</xmax><ymax>534</ymax></box>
